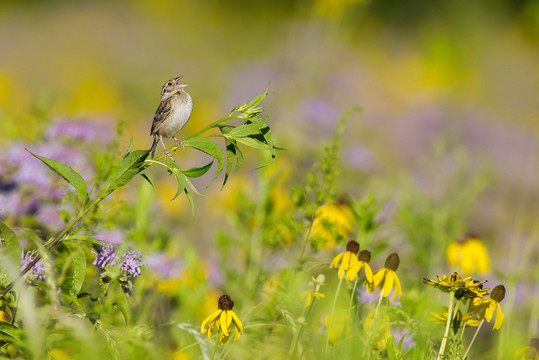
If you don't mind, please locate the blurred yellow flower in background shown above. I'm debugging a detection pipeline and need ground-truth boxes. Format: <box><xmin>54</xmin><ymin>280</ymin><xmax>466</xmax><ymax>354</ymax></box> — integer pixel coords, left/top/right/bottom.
<box><xmin>363</xmin><ymin>309</ymin><xmax>391</xmax><ymax>349</ymax></box>
<box><xmin>514</xmin><ymin>339</ymin><xmax>539</xmax><ymax>360</ymax></box>
<box><xmin>323</xmin><ymin>312</ymin><xmax>351</xmax><ymax>343</ymax></box>
<box><xmin>311</xmin><ymin>202</ymin><xmax>354</xmax><ymax>249</ymax></box>
<box><xmin>446</xmin><ymin>233</ymin><xmax>490</xmax><ymax>275</ymax></box>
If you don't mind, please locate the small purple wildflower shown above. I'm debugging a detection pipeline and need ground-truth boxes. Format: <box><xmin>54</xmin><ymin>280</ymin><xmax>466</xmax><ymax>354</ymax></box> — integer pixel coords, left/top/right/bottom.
<box><xmin>92</xmin><ymin>246</ymin><xmax>117</xmax><ymax>270</ymax></box>
<box><xmin>36</xmin><ymin>204</ymin><xmax>64</xmax><ymax>229</ymax></box>
<box><xmin>20</xmin><ymin>251</ymin><xmax>45</xmax><ymax>280</ymax></box>
<box><xmin>145</xmin><ymin>253</ymin><xmax>182</xmax><ymax>279</ymax></box>
<box><xmin>46</xmin><ymin>120</ymin><xmax>98</xmax><ymax>142</ymax></box>
<box><xmin>301</xmin><ymin>98</ymin><xmax>339</xmax><ymax>127</ymax></box>
<box><xmin>93</xmin><ymin>230</ymin><xmax>124</xmax><ymax>246</ymax></box>
<box><xmin>120</xmin><ymin>250</ymin><xmax>143</xmax><ymax>278</ymax></box>
<box><xmin>392</xmin><ymin>328</ymin><xmax>415</xmax><ymax>350</ymax></box>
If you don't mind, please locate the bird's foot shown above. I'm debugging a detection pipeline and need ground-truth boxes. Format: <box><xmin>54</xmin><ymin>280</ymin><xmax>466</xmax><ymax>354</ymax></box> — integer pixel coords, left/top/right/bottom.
<box><xmin>174</xmin><ymin>137</ymin><xmax>186</xmax><ymax>151</ymax></box>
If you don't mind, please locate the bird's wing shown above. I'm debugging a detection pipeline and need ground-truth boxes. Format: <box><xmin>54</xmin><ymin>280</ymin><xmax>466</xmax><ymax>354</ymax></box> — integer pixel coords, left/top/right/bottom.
<box><xmin>150</xmin><ymin>98</ymin><xmax>173</xmax><ymax>135</ymax></box>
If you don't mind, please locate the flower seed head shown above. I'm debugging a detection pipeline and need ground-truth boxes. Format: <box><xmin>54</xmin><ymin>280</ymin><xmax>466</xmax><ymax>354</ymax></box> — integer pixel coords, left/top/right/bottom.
<box><xmin>385</xmin><ymin>253</ymin><xmax>400</xmax><ymax>271</ymax></box>
<box><xmin>491</xmin><ymin>285</ymin><xmax>506</xmax><ymax>303</ymax></box>
<box><xmin>315</xmin><ymin>274</ymin><xmax>326</xmax><ymax>284</ymax></box>
<box><xmin>358</xmin><ymin>250</ymin><xmax>371</xmax><ymax>263</ymax></box>
<box><xmin>346</xmin><ymin>240</ymin><xmax>360</xmax><ymax>254</ymax></box>
<box><xmin>218</xmin><ymin>294</ymin><xmax>234</xmax><ymax>311</ymax></box>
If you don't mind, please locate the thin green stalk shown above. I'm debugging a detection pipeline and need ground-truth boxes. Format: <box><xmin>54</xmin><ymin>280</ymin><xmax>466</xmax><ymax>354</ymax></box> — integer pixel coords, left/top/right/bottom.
<box><xmin>463</xmin><ymin>319</ymin><xmax>484</xmax><ymax>359</ymax></box>
<box><xmin>374</xmin><ymin>288</ymin><xmax>384</xmax><ymax>318</ymax></box>
<box><xmin>288</xmin><ymin>281</ymin><xmax>322</xmax><ymax>358</ymax></box>
<box><xmin>437</xmin><ymin>291</ymin><xmax>455</xmax><ymax>360</ymax></box>
<box><xmin>326</xmin><ymin>275</ymin><xmax>344</xmax><ymax>351</ymax></box>
<box><xmin>188</xmin><ymin>115</ymin><xmax>235</xmax><ymax>139</ymax></box>
<box><xmin>210</xmin><ymin>332</ymin><xmax>220</xmax><ymax>360</ymax></box>
<box><xmin>347</xmin><ymin>277</ymin><xmax>359</xmax><ymax>328</ymax></box>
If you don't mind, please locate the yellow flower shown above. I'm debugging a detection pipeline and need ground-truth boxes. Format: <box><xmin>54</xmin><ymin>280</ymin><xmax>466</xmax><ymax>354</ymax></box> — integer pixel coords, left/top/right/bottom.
<box><xmin>323</xmin><ymin>312</ymin><xmax>351</xmax><ymax>343</ymax></box>
<box><xmin>430</xmin><ymin>307</ymin><xmax>481</xmax><ymax>327</ymax></box>
<box><xmin>446</xmin><ymin>234</ymin><xmax>490</xmax><ymax>275</ymax></box>
<box><xmin>311</xmin><ymin>202</ymin><xmax>354</xmax><ymax>249</ymax></box>
<box><xmin>300</xmin><ymin>276</ymin><xmax>326</xmax><ymax>307</ymax></box>
<box><xmin>369</xmin><ymin>253</ymin><xmax>402</xmax><ymax>302</ymax></box>
<box><xmin>363</xmin><ymin>309</ymin><xmax>391</xmax><ymax>349</ymax></box>
<box><xmin>330</xmin><ymin>240</ymin><xmax>359</xmax><ymax>280</ymax></box>
<box><xmin>514</xmin><ymin>339</ymin><xmax>539</xmax><ymax>360</ymax></box>
<box><xmin>424</xmin><ymin>272</ymin><xmax>488</xmax><ymax>300</ymax></box>
<box><xmin>471</xmin><ymin>285</ymin><xmax>505</xmax><ymax>330</ymax></box>
<box><xmin>346</xmin><ymin>250</ymin><xmax>374</xmax><ymax>285</ymax></box>
<box><xmin>201</xmin><ymin>294</ymin><xmax>244</xmax><ymax>344</ymax></box>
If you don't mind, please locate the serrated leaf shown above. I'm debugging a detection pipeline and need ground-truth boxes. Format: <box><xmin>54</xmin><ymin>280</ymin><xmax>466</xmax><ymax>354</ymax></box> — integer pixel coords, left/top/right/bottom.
<box><xmin>28</xmin><ymin>150</ymin><xmax>87</xmax><ymax>201</ymax></box>
<box><xmin>63</xmin><ymin>241</ymin><xmax>87</xmax><ymax>296</ymax></box>
<box><xmin>0</xmin><ymin>221</ymin><xmax>19</xmax><ymax>263</ymax></box>
<box><xmin>181</xmin><ymin>161</ymin><xmax>213</xmax><ymax>178</ymax></box>
<box><xmin>183</xmin><ymin>137</ymin><xmax>224</xmax><ymax>180</ymax></box>
<box><xmin>103</xmin><ymin>150</ymin><xmax>149</xmax><ymax>196</ymax></box>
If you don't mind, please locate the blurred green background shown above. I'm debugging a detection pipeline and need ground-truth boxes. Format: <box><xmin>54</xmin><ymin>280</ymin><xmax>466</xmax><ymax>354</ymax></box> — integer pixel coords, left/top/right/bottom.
<box><xmin>1</xmin><ymin>0</ymin><xmax>538</xmax><ymax>358</ymax></box>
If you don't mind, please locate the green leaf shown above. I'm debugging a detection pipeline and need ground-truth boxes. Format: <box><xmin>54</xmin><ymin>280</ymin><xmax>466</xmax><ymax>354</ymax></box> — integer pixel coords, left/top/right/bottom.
<box><xmin>124</xmin><ymin>137</ymin><xmax>134</xmax><ymax>157</ymax></box>
<box><xmin>228</xmin><ymin>118</ymin><xmax>267</xmax><ymax>138</ymax></box>
<box><xmin>63</xmin><ymin>241</ymin><xmax>87</xmax><ymax>296</ymax></box>
<box><xmin>113</xmin><ymin>302</ymin><xmax>129</xmax><ymax>327</ymax></box>
<box><xmin>172</xmin><ymin>171</ymin><xmax>187</xmax><ymax>201</ymax></box>
<box><xmin>103</xmin><ymin>150</ymin><xmax>149</xmax><ymax>195</ymax></box>
<box><xmin>181</xmin><ymin>161</ymin><xmax>213</xmax><ymax>178</ymax></box>
<box><xmin>0</xmin><ymin>221</ymin><xmax>19</xmax><ymax>262</ymax></box>
<box><xmin>185</xmin><ymin>177</ymin><xmax>205</xmax><ymax>197</ymax></box>
<box><xmin>223</xmin><ymin>140</ymin><xmax>236</xmax><ymax>187</ymax></box>
<box><xmin>183</xmin><ymin>137</ymin><xmax>224</xmax><ymax>180</ymax></box>
<box><xmin>236</xmin><ymin>136</ymin><xmax>271</xmax><ymax>152</ymax></box>
<box><xmin>28</xmin><ymin>150</ymin><xmax>87</xmax><ymax>201</ymax></box>
<box><xmin>185</xmin><ymin>190</ymin><xmax>195</xmax><ymax>216</ymax></box>
<box><xmin>66</xmin><ymin>235</ymin><xmax>104</xmax><ymax>247</ymax></box>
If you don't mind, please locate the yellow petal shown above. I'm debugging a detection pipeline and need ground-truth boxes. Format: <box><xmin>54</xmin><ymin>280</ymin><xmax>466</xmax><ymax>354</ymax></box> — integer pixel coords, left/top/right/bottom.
<box><xmin>391</xmin><ymin>273</ymin><xmax>402</xmax><ymax>302</ymax></box>
<box><xmin>330</xmin><ymin>252</ymin><xmax>345</xmax><ymax>269</ymax></box>
<box><xmin>346</xmin><ymin>263</ymin><xmax>359</xmax><ymax>282</ymax></box>
<box><xmin>231</xmin><ymin>311</ymin><xmax>244</xmax><ymax>336</ymax></box>
<box><xmin>493</xmin><ymin>303</ymin><xmax>504</xmax><ymax>330</ymax></box>
<box><xmin>364</xmin><ymin>263</ymin><xmax>374</xmax><ymax>284</ymax></box>
<box><xmin>201</xmin><ymin>310</ymin><xmax>222</xmax><ymax>334</ymax></box>
<box><xmin>484</xmin><ymin>300</ymin><xmax>496</xmax><ymax>322</ymax></box>
<box><xmin>305</xmin><ymin>293</ymin><xmax>312</xmax><ymax>307</ymax></box>
<box><xmin>220</xmin><ymin>311</ymin><xmax>230</xmax><ymax>336</ymax></box>
<box><xmin>372</xmin><ymin>269</ymin><xmax>386</xmax><ymax>289</ymax></box>
<box><xmin>383</xmin><ymin>271</ymin><xmax>395</xmax><ymax>299</ymax></box>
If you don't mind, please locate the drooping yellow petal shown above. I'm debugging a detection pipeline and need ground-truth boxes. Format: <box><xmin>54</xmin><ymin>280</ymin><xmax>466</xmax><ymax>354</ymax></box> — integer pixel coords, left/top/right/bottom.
<box><xmin>391</xmin><ymin>272</ymin><xmax>402</xmax><ymax>302</ymax></box>
<box><xmin>230</xmin><ymin>311</ymin><xmax>243</xmax><ymax>337</ymax></box>
<box><xmin>484</xmin><ymin>299</ymin><xmax>496</xmax><ymax>322</ymax></box>
<box><xmin>382</xmin><ymin>271</ymin><xmax>395</xmax><ymax>299</ymax></box>
<box><xmin>201</xmin><ymin>310</ymin><xmax>222</xmax><ymax>334</ymax></box>
<box><xmin>330</xmin><ymin>252</ymin><xmax>345</xmax><ymax>269</ymax></box>
<box><xmin>372</xmin><ymin>268</ymin><xmax>386</xmax><ymax>289</ymax></box>
<box><xmin>220</xmin><ymin>311</ymin><xmax>230</xmax><ymax>336</ymax></box>
<box><xmin>493</xmin><ymin>303</ymin><xmax>504</xmax><ymax>330</ymax></box>
<box><xmin>364</xmin><ymin>262</ymin><xmax>374</xmax><ymax>284</ymax></box>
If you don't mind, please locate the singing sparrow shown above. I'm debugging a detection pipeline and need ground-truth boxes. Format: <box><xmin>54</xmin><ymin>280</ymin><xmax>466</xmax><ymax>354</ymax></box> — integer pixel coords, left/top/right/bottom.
<box><xmin>149</xmin><ymin>75</ymin><xmax>193</xmax><ymax>159</ymax></box>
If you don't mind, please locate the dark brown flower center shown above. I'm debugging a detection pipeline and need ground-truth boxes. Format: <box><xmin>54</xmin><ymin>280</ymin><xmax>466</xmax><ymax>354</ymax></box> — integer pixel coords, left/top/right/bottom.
<box><xmin>346</xmin><ymin>240</ymin><xmax>360</xmax><ymax>254</ymax></box>
<box><xmin>385</xmin><ymin>253</ymin><xmax>400</xmax><ymax>271</ymax></box>
<box><xmin>491</xmin><ymin>285</ymin><xmax>506</xmax><ymax>303</ymax></box>
<box><xmin>218</xmin><ymin>294</ymin><xmax>235</xmax><ymax>311</ymax></box>
<box><xmin>358</xmin><ymin>250</ymin><xmax>371</xmax><ymax>263</ymax></box>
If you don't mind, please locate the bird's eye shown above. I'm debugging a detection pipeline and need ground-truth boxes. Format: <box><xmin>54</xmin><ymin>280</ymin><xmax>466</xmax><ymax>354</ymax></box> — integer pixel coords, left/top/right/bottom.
<box><xmin>167</xmin><ymin>82</ymin><xmax>172</xmax><ymax>86</ymax></box>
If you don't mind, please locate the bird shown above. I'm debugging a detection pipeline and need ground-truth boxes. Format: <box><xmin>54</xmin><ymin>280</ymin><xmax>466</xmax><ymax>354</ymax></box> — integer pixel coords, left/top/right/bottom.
<box><xmin>149</xmin><ymin>75</ymin><xmax>193</xmax><ymax>159</ymax></box>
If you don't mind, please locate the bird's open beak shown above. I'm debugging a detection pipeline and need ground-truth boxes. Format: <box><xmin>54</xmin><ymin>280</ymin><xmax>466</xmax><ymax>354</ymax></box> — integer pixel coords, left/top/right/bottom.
<box><xmin>174</xmin><ymin>75</ymin><xmax>183</xmax><ymax>85</ymax></box>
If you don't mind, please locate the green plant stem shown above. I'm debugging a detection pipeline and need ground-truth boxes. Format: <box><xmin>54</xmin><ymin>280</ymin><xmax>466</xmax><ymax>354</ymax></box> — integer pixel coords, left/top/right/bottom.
<box><xmin>288</xmin><ymin>283</ymin><xmax>321</xmax><ymax>358</ymax></box>
<box><xmin>326</xmin><ymin>274</ymin><xmax>344</xmax><ymax>351</ymax></box>
<box><xmin>374</xmin><ymin>288</ymin><xmax>385</xmax><ymax>318</ymax></box>
<box><xmin>347</xmin><ymin>277</ymin><xmax>359</xmax><ymax>327</ymax></box>
<box><xmin>463</xmin><ymin>319</ymin><xmax>484</xmax><ymax>359</ymax></box>
<box><xmin>1</xmin><ymin>195</ymin><xmax>106</xmax><ymax>298</ymax></box>
<box><xmin>188</xmin><ymin>115</ymin><xmax>235</xmax><ymax>139</ymax></box>
<box><xmin>210</xmin><ymin>332</ymin><xmax>220</xmax><ymax>360</ymax></box>
<box><xmin>437</xmin><ymin>291</ymin><xmax>455</xmax><ymax>360</ymax></box>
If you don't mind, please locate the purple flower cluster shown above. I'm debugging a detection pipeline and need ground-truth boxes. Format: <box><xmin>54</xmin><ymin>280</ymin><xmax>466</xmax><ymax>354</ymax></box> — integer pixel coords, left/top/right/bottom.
<box><xmin>92</xmin><ymin>246</ymin><xmax>117</xmax><ymax>270</ymax></box>
<box><xmin>20</xmin><ymin>250</ymin><xmax>45</xmax><ymax>280</ymax></box>
<box><xmin>119</xmin><ymin>251</ymin><xmax>143</xmax><ymax>278</ymax></box>
<box><xmin>0</xmin><ymin>120</ymin><xmax>111</xmax><ymax>228</ymax></box>
<box><xmin>145</xmin><ymin>253</ymin><xmax>183</xmax><ymax>279</ymax></box>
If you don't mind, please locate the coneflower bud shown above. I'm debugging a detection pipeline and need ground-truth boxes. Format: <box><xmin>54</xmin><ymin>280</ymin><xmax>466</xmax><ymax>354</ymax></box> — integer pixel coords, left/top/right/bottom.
<box><xmin>385</xmin><ymin>253</ymin><xmax>400</xmax><ymax>271</ymax></box>
<box><xmin>358</xmin><ymin>250</ymin><xmax>371</xmax><ymax>263</ymax></box>
<box><xmin>218</xmin><ymin>294</ymin><xmax>235</xmax><ymax>311</ymax></box>
<box><xmin>490</xmin><ymin>285</ymin><xmax>506</xmax><ymax>303</ymax></box>
<box><xmin>346</xmin><ymin>240</ymin><xmax>360</xmax><ymax>254</ymax></box>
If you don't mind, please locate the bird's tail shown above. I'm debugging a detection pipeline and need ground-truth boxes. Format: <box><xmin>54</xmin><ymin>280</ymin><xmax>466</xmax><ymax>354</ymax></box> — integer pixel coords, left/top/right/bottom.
<box><xmin>149</xmin><ymin>136</ymin><xmax>158</xmax><ymax>158</ymax></box>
